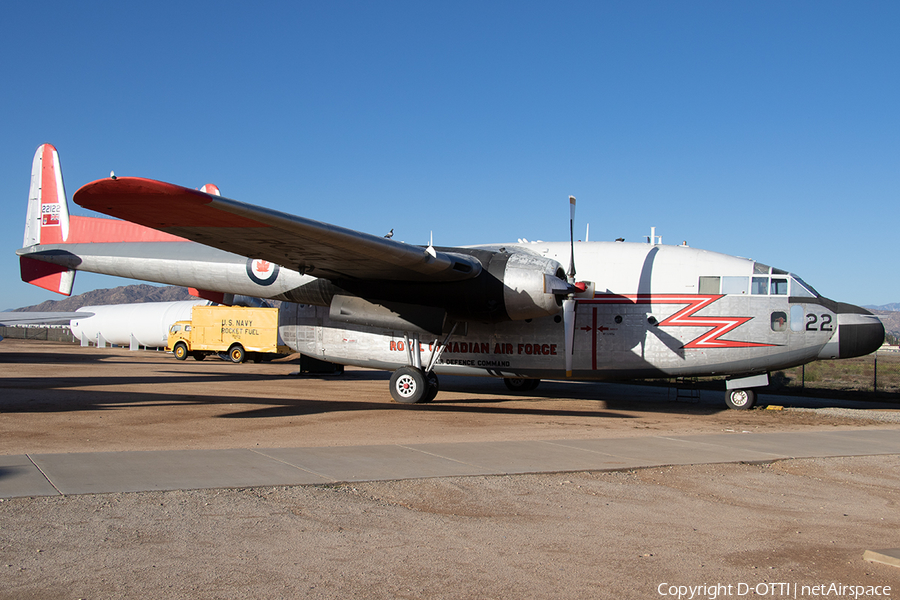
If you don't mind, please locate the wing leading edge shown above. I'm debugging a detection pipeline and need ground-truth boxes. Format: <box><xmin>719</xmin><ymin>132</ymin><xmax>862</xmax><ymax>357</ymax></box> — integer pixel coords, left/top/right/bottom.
<box><xmin>73</xmin><ymin>178</ymin><xmax>482</xmax><ymax>283</ymax></box>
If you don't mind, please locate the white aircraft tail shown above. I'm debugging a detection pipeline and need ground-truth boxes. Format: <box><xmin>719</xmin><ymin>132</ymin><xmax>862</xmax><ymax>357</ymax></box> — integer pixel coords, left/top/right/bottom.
<box><xmin>20</xmin><ymin>143</ymin><xmax>76</xmax><ymax>295</ymax></box>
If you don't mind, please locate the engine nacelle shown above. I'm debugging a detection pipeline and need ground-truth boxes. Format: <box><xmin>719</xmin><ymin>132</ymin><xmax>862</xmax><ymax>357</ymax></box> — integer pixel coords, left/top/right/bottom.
<box><xmin>281</xmin><ymin>248</ymin><xmax>569</xmax><ymax>325</ymax></box>
<box><xmin>500</xmin><ymin>252</ymin><xmax>567</xmax><ymax>321</ymax></box>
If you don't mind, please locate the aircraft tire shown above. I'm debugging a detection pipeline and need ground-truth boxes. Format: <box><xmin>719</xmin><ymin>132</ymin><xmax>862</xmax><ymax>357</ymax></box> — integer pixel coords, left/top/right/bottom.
<box><xmin>422</xmin><ymin>370</ymin><xmax>440</xmax><ymax>403</ymax></box>
<box><xmin>503</xmin><ymin>377</ymin><xmax>540</xmax><ymax>392</ymax></box>
<box><xmin>228</xmin><ymin>344</ymin><xmax>246</xmax><ymax>364</ymax></box>
<box><xmin>725</xmin><ymin>388</ymin><xmax>756</xmax><ymax>410</ymax></box>
<box><xmin>173</xmin><ymin>342</ymin><xmax>188</xmax><ymax>361</ymax></box>
<box><xmin>390</xmin><ymin>366</ymin><xmax>429</xmax><ymax>404</ymax></box>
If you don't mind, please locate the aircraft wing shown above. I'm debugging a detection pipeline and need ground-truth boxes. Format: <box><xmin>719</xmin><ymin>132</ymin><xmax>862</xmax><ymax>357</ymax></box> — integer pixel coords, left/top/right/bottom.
<box><xmin>74</xmin><ymin>178</ymin><xmax>482</xmax><ymax>282</ymax></box>
<box><xmin>0</xmin><ymin>311</ymin><xmax>92</xmax><ymax>325</ymax></box>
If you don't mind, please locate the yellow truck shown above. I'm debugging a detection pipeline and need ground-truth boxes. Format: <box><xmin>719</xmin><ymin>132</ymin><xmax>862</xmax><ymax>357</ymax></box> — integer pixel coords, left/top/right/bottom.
<box><xmin>167</xmin><ymin>306</ymin><xmax>290</xmax><ymax>363</ymax></box>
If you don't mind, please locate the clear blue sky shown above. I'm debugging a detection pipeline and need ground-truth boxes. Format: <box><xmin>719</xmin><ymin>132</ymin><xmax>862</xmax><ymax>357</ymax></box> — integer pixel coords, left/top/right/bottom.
<box><xmin>2</xmin><ymin>1</ymin><xmax>897</xmax><ymax>311</ymax></box>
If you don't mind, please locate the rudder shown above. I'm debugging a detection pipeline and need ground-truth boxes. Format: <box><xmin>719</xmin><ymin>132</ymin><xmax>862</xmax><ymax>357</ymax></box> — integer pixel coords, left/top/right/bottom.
<box><xmin>20</xmin><ymin>143</ymin><xmax>75</xmax><ymax>295</ymax></box>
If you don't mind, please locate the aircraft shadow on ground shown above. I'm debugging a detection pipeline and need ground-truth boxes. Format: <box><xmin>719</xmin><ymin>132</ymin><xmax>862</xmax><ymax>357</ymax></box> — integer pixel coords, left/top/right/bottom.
<box><xmin>3</xmin><ymin>364</ymin><xmax>891</xmax><ymax>417</ymax></box>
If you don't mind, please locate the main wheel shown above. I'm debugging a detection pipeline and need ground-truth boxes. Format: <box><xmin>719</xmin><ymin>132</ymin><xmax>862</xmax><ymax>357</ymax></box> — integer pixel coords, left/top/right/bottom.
<box><xmin>390</xmin><ymin>366</ymin><xmax>429</xmax><ymax>404</ymax></box>
<box><xmin>422</xmin><ymin>370</ymin><xmax>440</xmax><ymax>403</ymax></box>
<box><xmin>725</xmin><ymin>388</ymin><xmax>756</xmax><ymax>410</ymax></box>
<box><xmin>192</xmin><ymin>352</ymin><xmax>206</xmax><ymax>361</ymax></box>
<box><xmin>503</xmin><ymin>377</ymin><xmax>540</xmax><ymax>392</ymax></box>
<box><xmin>228</xmin><ymin>344</ymin><xmax>246</xmax><ymax>364</ymax></box>
<box><xmin>173</xmin><ymin>342</ymin><xmax>188</xmax><ymax>361</ymax></box>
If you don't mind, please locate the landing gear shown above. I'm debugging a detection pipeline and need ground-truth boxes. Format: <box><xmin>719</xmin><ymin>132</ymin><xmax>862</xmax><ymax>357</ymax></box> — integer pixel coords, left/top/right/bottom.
<box><xmin>725</xmin><ymin>388</ymin><xmax>756</xmax><ymax>410</ymax></box>
<box><xmin>390</xmin><ymin>366</ymin><xmax>435</xmax><ymax>404</ymax></box>
<box><xmin>388</xmin><ymin>328</ymin><xmax>455</xmax><ymax>404</ymax></box>
<box><xmin>503</xmin><ymin>377</ymin><xmax>541</xmax><ymax>392</ymax></box>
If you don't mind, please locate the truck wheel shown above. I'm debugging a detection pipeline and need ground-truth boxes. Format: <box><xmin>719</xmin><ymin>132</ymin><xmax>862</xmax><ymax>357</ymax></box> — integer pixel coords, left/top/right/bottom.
<box><xmin>173</xmin><ymin>342</ymin><xmax>188</xmax><ymax>361</ymax></box>
<box><xmin>228</xmin><ymin>345</ymin><xmax>246</xmax><ymax>364</ymax></box>
<box><xmin>192</xmin><ymin>352</ymin><xmax>206</xmax><ymax>361</ymax></box>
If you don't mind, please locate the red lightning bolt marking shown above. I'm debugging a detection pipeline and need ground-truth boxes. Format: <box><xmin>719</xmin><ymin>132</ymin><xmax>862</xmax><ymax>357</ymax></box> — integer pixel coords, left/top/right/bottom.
<box><xmin>585</xmin><ymin>294</ymin><xmax>774</xmax><ymax>349</ymax></box>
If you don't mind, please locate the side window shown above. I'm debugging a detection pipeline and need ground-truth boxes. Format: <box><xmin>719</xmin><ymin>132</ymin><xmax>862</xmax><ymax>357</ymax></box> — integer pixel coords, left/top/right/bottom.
<box><xmin>699</xmin><ymin>276</ymin><xmax>720</xmax><ymax>294</ymax></box>
<box><xmin>771</xmin><ymin>311</ymin><xmax>787</xmax><ymax>332</ymax></box>
<box><xmin>790</xmin><ymin>305</ymin><xmax>804</xmax><ymax>331</ymax></box>
<box><xmin>770</xmin><ymin>278</ymin><xmax>788</xmax><ymax>295</ymax></box>
<box><xmin>751</xmin><ymin>277</ymin><xmax>768</xmax><ymax>295</ymax></box>
<box><xmin>185</xmin><ymin>325</ymin><xmax>191</xmax><ymax>332</ymax></box>
<box><xmin>722</xmin><ymin>276</ymin><xmax>748</xmax><ymax>295</ymax></box>
<box><xmin>790</xmin><ymin>277</ymin><xmax>816</xmax><ymax>298</ymax></box>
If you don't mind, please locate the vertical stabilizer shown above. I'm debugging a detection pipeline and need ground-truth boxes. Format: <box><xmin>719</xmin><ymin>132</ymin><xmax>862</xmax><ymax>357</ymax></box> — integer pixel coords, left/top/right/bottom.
<box><xmin>24</xmin><ymin>144</ymin><xmax>70</xmax><ymax>245</ymax></box>
<box><xmin>20</xmin><ymin>144</ymin><xmax>76</xmax><ymax>295</ymax></box>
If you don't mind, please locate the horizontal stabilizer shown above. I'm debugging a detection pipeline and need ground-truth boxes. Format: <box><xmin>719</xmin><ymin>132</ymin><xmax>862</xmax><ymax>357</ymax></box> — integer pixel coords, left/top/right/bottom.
<box><xmin>20</xmin><ymin>256</ymin><xmax>75</xmax><ymax>295</ymax></box>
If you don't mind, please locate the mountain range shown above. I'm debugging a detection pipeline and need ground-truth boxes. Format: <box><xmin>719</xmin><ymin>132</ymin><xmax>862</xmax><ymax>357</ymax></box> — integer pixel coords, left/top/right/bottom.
<box><xmin>9</xmin><ymin>285</ymin><xmax>194</xmax><ymax>313</ymax></box>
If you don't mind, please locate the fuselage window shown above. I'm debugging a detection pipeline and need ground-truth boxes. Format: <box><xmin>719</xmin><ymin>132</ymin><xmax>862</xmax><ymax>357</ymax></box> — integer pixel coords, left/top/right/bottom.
<box><xmin>771</xmin><ymin>311</ymin><xmax>787</xmax><ymax>332</ymax></box>
<box><xmin>790</xmin><ymin>305</ymin><xmax>804</xmax><ymax>331</ymax></box>
<box><xmin>722</xmin><ymin>276</ymin><xmax>748</xmax><ymax>295</ymax></box>
<box><xmin>699</xmin><ymin>276</ymin><xmax>720</xmax><ymax>294</ymax></box>
<box><xmin>770</xmin><ymin>278</ymin><xmax>788</xmax><ymax>295</ymax></box>
<box><xmin>751</xmin><ymin>277</ymin><xmax>768</xmax><ymax>295</ymax></box>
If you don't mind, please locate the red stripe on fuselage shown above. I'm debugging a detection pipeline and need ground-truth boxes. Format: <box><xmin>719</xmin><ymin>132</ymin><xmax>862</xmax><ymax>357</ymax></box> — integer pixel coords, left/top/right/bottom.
<box><xmin>583</xmin><ymin>294</ymin><xmax>773</xmax><ymax>349</ymax></box>
<box><xmin>66</xmin><ymin>216</ymin><xmax>186</xmax><ymax>243</ymax></box>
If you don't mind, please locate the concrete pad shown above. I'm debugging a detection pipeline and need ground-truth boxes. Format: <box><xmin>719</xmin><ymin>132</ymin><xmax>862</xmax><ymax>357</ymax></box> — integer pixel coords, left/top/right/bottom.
<box><xmin>4</xmin><ymin>428</ymin><xmax>900</xmax><ymax>498</ymax></box>
<box><xmin>29</xmin><ymin>449</ymin><xmax>330</xmax><ymax>495</ymax></box>
<box><xmin>546</xmin><ymin>436</ymin><xmax>782</xmax><ymax>466</ymax></box>
<box><xmin>260</xmin><ymin>445</ymin><xmax>482</xmax><ymax>482</ymax></box>
<box><xmin>864</xmin><ymin>548</ymin><xmax>900</xmax><ymax>568</ymax></box>
<box><xmin>406</xmin><ymin>440</ymin><xmax>652</xmax><ymax>474</ymax></box>
<box><xmin>672</xmin><ymin>430</ymin><xmax>900</xmax><ymax>459</ymax></box>
<box><xmin>0</xmin><ymin>455</ymin><xmax>60</xmax><ymax>498</ymax></box>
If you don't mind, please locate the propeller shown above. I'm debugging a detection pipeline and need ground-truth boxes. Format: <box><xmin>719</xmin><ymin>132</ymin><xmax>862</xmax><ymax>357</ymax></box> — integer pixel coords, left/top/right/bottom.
<box><xmin>563</xmin><ymin>195</ymin><xmax>577</xmax><ymax>377</ymax></box>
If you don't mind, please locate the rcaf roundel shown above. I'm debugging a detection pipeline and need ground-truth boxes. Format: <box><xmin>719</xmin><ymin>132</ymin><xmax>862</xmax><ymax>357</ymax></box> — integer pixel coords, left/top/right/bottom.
<box><xmin>246</xmin><ymin>258</ymin><xmax>279</xmax><ymax>285</ymax></box>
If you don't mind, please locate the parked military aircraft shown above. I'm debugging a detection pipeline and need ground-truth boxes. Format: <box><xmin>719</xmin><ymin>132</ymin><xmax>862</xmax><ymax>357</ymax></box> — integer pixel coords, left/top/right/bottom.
<box><xmin>17</xmin><ymin>144</ymin><xmax>884</xmax><ymax>408</ymax></box>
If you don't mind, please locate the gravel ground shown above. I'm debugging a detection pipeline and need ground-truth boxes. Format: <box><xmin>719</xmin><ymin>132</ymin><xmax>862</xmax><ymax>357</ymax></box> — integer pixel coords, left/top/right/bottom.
<box><xmin>2</xmin><ymin>457</ymin><xmax>899</xmax><ymax>599</ymax></box>
<box><xmin>2</xmin><ymin>340</ymin><xmax>900</xmax><ymax>599</ymax></box>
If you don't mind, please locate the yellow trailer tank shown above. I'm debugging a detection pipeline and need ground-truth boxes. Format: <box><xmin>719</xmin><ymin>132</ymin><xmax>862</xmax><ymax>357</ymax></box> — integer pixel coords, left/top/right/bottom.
<box><xmin>167</xmin><ymin>306</ymin><xmax>290</xmax><ymax>363</ymax></box>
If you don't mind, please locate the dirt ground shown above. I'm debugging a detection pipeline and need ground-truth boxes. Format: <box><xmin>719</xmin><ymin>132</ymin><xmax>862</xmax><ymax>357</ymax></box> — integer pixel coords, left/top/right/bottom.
<box><xmin>1</xmin><ymin>340</ymin><xmax>900</xmax><ymax>599</ymax></box>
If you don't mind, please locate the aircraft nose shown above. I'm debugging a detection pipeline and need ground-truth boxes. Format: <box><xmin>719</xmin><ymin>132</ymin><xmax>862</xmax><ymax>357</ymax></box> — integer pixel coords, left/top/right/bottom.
<box><xmin>817</xmin><ymin>305</ymin><xmax>885</xmax><ymax>359</ymax></box>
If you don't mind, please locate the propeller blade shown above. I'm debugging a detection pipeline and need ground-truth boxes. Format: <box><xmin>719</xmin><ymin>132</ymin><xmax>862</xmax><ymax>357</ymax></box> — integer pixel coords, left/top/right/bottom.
<box><xmin>563</xmin><ymin>297</ymin><xmax>576</xmax><ymax>377</ymax></box>
<box><xmin>567</xmin><ymin>195</ymin><xmax>576</xmax><ymax>282</ymax></box>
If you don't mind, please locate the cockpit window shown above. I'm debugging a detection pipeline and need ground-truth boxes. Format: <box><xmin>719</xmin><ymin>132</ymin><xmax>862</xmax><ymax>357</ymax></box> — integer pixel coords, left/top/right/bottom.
<box><xmin>722</xmin><ymin>276</ymin><xmax>748</xmax><ymax>294</ymax></box>
<box><xmin>753</xmin><ymin>263</ymin><xmax>770</xmax><ymax>274</ymax></box>
<box><xmin>751</xmin><ymin>277</ymin><xmax>768</xmax><ymax>295</ymax></box>
<box><xmin>771</xmin><ymin>278</ymin><xmax>788</xmax><ymax>295</ymax></box>
<box><xmin>790</xmin><ymin>276</ymin><xmax>817</xmax><ymax>298</ymax></box>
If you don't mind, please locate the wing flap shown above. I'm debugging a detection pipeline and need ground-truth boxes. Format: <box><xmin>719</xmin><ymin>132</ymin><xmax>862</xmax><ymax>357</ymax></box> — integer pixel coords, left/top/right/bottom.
<box><xmin>74</xmin><ymin>178</ymin><xmax>482</xmax><ymax>282</ymax></box>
